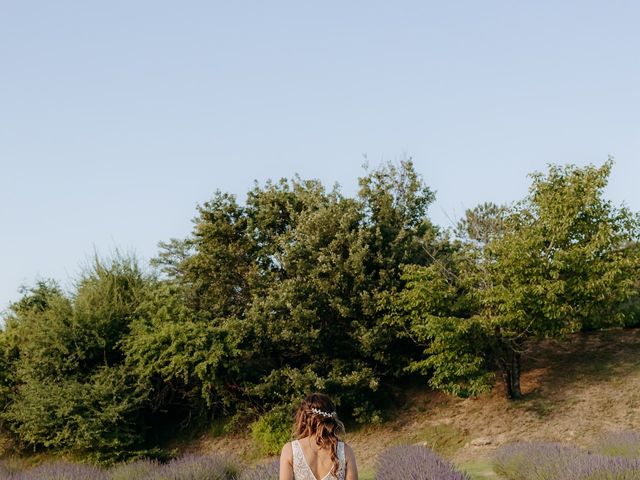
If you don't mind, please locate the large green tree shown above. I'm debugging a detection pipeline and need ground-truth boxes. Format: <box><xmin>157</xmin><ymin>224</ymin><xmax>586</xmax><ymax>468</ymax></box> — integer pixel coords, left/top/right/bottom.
<box><xmin>397</xmin><ymin>160</ymin><xmax>640</xmax><ymax>399</ymax></box>
<box><xmin>148</xmin><ymin>160</ymin><xmax>440</xmax><ymax>422</ymax></box>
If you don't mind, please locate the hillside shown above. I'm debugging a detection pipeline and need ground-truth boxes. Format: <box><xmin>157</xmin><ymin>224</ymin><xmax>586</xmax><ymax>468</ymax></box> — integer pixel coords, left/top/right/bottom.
<box><xmin>190</xmin><ymin>328</ymin><xmax>640</xmax><ymax>479</ymax></box>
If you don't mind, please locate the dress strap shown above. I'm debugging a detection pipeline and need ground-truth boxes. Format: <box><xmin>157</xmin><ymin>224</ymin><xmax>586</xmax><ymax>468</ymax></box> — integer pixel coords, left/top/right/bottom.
<box><xmin>291</xmin><ymin>440</ymin><xmax>304</xmax><ymax>468</ymax></box>
<box><xmin>336</xmin><ymin>442</ymin><xmax>347</xmax><ymax>480</ymax></box>
<box><xmin>292</xmin><ymin>440</ymin><xmax>314</xmax><ymax>479</ymax></box>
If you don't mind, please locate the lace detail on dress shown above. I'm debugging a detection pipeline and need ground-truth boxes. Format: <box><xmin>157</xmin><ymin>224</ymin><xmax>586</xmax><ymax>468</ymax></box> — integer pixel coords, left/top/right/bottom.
<box><xmin>292</xmin><ymin>440</ymin><xmax>345</xmax><ymax>480</ymax></box>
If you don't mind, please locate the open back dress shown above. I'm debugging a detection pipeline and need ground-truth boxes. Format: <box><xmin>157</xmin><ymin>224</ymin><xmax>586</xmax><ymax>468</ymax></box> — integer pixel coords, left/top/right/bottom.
<box><xmin>291</xmin><ymin>439</ymin><xmax>345</xmax><ymax>480</ymax></box>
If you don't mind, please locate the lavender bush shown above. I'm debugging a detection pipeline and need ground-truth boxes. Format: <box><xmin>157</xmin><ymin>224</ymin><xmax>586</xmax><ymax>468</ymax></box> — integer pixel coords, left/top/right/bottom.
<box><xmin>0</xmin><ymin>454</ymin><xmax>238</xmax><ymax>480</ymax></box>
<box><xmin>8</xmin><ymin>461</ymin><xmax>107</xmax><ymax>480</ymax></box>
<box><xmin>494</xmin><ymin>442</ymin><xmax>585</xmax><ymax>479</ymax></box>
<box><xmin>108</xmin><ymin>458</ymin><xmax>160</xmax><ymax>480</ymax></box>
<box><xmin>494</xmin><ymin>441</ymin><xmax>640</xmax><ymax>480</ymax></box>
<box><xmin>592</xmin><ymin>431</ymin><xmax>640</xmax><ymax>459</ymax></box>
<box><xmin>375</xmin><ymin>445</ymin><xmax>470</xmax><ymax>480</ymax></box>
<box><xmin>235</xmin><ymin>459</ymin><xmax>279</xmax><ymax>480</ymax></box>
<box><xmin>150</xmin><ymin>454</ymin><xmax>238</xmax><ymax>480</ymax></box>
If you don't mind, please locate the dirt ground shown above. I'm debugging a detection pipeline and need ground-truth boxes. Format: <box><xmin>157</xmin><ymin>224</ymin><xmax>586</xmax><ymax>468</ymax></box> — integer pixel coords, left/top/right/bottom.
<box><xmin>193</xmin><ymin>328</ymin><xmax>640</xmax><ymax>475</ymax></box>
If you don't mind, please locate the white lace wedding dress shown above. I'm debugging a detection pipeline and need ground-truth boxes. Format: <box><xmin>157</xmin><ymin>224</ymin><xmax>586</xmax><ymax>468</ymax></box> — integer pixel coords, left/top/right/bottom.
<box><xmin>291</xmin><ymin>439</ymin><xmax>345</xmax><ymax>480</ymax></box>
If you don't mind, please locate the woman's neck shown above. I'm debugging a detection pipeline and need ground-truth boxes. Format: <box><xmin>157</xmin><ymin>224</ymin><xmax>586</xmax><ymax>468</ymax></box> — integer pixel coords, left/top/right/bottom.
<box><xmin>303</xmin><ymin>434</ymin><xmax>322</xmax><ymax>449</ymax></box>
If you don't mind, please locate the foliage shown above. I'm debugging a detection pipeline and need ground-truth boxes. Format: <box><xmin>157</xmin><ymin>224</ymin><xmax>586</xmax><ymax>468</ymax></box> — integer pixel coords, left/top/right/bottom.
<box><xmin>3</xmin><ymin>367</ymin><xmax>143</xmax><ymax>456</ymax></box>
<box><xmin>123</xmin><ymin>280</ymin><xmax>239</xmax><ymax>424</ymax></box>
<box><xmin>396</xmin><ymin>160</ymin><xmax>640</xmax><ymax>398</ymax></box>
<box><xmin>148</xmin><ymin>160</ymin><xmax>439</xmax><ymax>423</ymax></box>
<box><xmin>250</xmin><ymin>409</ymin><xmax>292</xmax><ymax>456</ymax></box>
<box><xmin>0</xmin><ymin>255</ymin><xmax>152</xmax><ymax>460</ymax></box>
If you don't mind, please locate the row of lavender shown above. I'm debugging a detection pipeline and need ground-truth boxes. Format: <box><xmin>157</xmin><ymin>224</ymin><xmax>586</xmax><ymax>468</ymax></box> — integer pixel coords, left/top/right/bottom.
<box><xmin>494</xmin><ymin>431</ymin><xmax>640</xmax><ymax>480</ymax></box>
<box><xmin>1</xmin><ymin>431</ymin><xmax>639</xmax><ymax>480</ymax></box>
<box><xmin>0</xmin><ymin>454</ymin><xmax>273</xmax><ymax>480</ymax></box>
<box><xmin>0</xmin><ymin>445</ymin><xmax>470</xmax><ymax>480</ymax></box>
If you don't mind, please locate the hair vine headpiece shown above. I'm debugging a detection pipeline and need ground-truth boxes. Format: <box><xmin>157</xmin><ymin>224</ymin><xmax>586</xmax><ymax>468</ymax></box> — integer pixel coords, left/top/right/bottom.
<box><xmin>310</xmin><ymin>407</ymin><xmax>337</xmax><ymax>419</ymax></box>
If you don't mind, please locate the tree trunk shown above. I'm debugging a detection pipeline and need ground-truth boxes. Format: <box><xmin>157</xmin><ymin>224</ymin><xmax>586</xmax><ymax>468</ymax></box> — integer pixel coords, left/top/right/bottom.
<box><xmin>500</xmin><ymin>347</ymin><xmax>523</xmax><ymax>399</ymax></box>
<box><xmin>510</xmin><ymin>350</ymin><xmax>522</xmax><ymax>399</ymax></box>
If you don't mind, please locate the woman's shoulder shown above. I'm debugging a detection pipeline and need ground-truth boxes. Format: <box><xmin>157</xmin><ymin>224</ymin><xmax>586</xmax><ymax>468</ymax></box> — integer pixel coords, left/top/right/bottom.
<box><xmin>340</xmin><ymin>442</ymin><xmax>356</xmax><ymax>460</ymax></box>
<box><xmin>280</xmin><ymin>440</ymin><xmax>294</xmax><ymax>459</ymax></box>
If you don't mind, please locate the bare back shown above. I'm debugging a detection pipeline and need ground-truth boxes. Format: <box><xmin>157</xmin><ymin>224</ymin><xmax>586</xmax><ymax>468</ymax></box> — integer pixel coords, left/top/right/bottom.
<box><xmin>280</xmin><ymin>436</ymin><xmax>358</xmax><ymax>480</ymax></box>
<box><xmin>292</xmin><ymin>436</ymin><xmax>345</xmax><ymax>480</ymax></box>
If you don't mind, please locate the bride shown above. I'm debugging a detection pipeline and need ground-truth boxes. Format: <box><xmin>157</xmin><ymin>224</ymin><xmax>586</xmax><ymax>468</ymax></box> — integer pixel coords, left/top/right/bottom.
<box><xmin>279</xmin><ymin>393</ymin><xmax>358</xmax><ymax>480</ymax></box>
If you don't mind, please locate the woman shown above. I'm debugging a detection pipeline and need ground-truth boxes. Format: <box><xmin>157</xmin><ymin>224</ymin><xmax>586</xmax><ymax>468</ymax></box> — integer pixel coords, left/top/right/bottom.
<box><xmin>279</xmin><ymin>393</ymin><xmax>358</xmax><ymax>480</ymax></box>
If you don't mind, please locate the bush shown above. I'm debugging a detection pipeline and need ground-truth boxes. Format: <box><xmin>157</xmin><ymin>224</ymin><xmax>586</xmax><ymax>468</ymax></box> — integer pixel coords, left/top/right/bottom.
<box><xmin>3</xmin><ymin>366</ymin><xmax>145</xmax><ymax>458</ymax></box>
<box><xmin>0</xmin><ymin>256</ymin><xmax>152</xmax><ymax>461</ymax></box>
<box><xmin>375</xmin><ymin>445</ymin><xmax>470</xmax><ymax>480</ymax></box>
<box><xmin>250</xmin><ymin>409</ymin><xmax>292</xmax><ymax>456</ymax></box>
<box><xmin>235</xmin><ymin>460</ymin><xmax>279</xmax><ymax>480</ymax></box>
<box><xmin>592</xmin><ymin>431</ymin><xmax>640</xmax><ymax>459</ymax></box>
<box><xmin>9</xmin><ymin>461</ymin><xmax>107</xmax><ymax>480</ymax></box>
<box><xmin>151</xmin><ymin>454</ymin><xmax>238</xmax><ymax>480</ymax></box>
<box><xmin>0</xmin><ymin>454</ymin><xmax>250</xmax><ymax>480</ymax></box>
<box><xmin>108</xmin><ymin>458</ymin><xmax>160</xmax><ymax>480</ymax></box>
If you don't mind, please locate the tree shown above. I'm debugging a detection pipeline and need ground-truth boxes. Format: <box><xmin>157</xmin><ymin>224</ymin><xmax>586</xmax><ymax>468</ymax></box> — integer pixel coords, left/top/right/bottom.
<box><xmin>149</xmin><ymin>160</ymin><xmax>440</xmax><ymax>422</ymax></box>
<box><xmin>398</xmin><ymin>160</ymin><xmax>640</xmax><ymax>399</ymax></box>
<box><xmin>456</xmin><ymin>202</ymin><xmax>508</xmax><ymax>247</ymax></box>
<box><xmin>123</xmin><ymin>280</ymin><xmax>239</xmax><ymax>430</ymax></box>
<box><xmin>0</xmin><ymin>255</ymin><xmax>152</xmax><ymax>460</ymax></box>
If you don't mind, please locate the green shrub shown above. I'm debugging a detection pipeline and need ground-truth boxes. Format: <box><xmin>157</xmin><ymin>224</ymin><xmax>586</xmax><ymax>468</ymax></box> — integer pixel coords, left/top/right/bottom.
<box><xmin>3</xmin><ymin>366</ymin><xmax>146</xmax><ymax>460</ymax></box>
<box><xmin>0</xmin><ymin>255</ymin><xmax>152</xmax><ymax>462</ymax></box>
<box><xmin>250</xmin><ymin>408</ymin><xmax>292</xmax><ymax>456</ymax></box>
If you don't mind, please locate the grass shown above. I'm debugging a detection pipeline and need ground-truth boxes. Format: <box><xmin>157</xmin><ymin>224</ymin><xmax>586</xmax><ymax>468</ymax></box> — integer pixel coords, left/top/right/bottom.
<box><xmin>458</xmin><ymin>459</ymin><xmax>500</xmax><ymax>480</ymax></box>
<box><xmin>358</xmin><ymin>466</ymin><xmax>375</xmax><ymax>480</ymax></box>
<box><xmin>411</xmin><ymin>424</ymin><xmax>469</xmax><ymax>457</ymax></box>
<box><xmin>511</xmin><ymin>393</ymin><xmax>556</xmax><ymax>418</ymax></box>
<box><xmin>210</xmin><ymin>418</ymin><xmax>231</xmax><ymax>438</ymax></box>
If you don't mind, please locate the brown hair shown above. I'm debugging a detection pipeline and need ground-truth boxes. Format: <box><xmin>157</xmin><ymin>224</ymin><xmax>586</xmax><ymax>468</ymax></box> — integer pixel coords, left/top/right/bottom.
<box><xmin>293</xmin><ymin>393</ymin><xmax>345</xmax><ymax>476</ymax></box>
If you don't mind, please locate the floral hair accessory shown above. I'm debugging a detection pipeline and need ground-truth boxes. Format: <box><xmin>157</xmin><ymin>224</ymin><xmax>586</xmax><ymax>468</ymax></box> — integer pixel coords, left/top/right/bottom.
<box><xmin>311</xmin><ymin>407</ymin><xmax>337</xmax><ymax>419</ymax></box>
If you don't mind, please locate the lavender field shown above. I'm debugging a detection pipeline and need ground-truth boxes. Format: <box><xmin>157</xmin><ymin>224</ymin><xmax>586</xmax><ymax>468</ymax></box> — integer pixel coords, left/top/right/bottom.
<box><xmin>0</xmin><ymin>454</ymin><xmax>279</xmax><ymax>480</ymax></box>
<box><xmin>1</xmin><ymin>432</ymin><xmax>639</xmax><ymax>479</ymax></box>
<box><xmin>0</xmin><ymin>445</ymin><xmax>466</xmax><ymax>480</ymax></box>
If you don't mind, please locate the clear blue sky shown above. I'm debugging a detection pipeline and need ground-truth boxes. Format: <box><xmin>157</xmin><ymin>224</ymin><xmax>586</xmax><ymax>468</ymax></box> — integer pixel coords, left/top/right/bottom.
<box><xmin>2</xmin><ymin>1</ymin><xmax>640</xmax><ymax>310</ymax></box>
